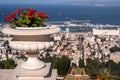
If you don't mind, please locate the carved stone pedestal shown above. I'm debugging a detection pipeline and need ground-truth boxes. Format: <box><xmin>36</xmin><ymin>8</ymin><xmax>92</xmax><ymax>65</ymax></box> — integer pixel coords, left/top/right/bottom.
<box><xmin>2</xmin><ymin>25</ymin><xmax>60</xmax><ymax>80</ymax></box>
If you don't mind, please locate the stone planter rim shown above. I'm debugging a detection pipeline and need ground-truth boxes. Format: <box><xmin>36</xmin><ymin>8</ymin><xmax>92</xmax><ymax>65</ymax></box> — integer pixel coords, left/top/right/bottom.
<box><xmin>2</xmin><ymin>25</ymin><xmax>61</xmax><ymax>35</ymax></box>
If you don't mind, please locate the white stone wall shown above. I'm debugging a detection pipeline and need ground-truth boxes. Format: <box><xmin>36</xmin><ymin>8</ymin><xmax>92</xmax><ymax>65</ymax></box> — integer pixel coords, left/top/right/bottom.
<box><xmin>93</xmin><ymin>28</ymin><xmax>120</xmax><ymax>35</ymax></box>
<box><xmin>110</xmin><ymin>53</ymin><xmax>120</xmax><ymax>63</ymax></box>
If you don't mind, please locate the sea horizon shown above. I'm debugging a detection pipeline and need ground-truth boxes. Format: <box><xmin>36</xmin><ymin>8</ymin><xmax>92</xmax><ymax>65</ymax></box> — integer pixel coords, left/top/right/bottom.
<box><xmin>0</xmin><ymin>4</ymin><xmax>120</xmax><ymax>25</ymax></box>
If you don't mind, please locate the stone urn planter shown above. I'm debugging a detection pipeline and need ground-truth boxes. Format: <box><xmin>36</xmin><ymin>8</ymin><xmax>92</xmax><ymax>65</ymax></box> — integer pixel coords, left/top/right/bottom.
<box><xmin>3</xmin><ymin>8</ymin><xmax>60</xmax><ymax>80</ymax></box>
<box><xmin>2</xmin><ymin>25</ymin><xmax>61</xmax><ymax>70</ymax></box>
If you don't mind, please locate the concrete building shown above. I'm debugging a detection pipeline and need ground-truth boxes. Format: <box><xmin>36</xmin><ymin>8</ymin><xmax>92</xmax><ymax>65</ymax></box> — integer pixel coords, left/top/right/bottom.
<box><xmin>93</xmin><ymin>28</ymin><xmax>120</xmax><ymax>35</ymax></box>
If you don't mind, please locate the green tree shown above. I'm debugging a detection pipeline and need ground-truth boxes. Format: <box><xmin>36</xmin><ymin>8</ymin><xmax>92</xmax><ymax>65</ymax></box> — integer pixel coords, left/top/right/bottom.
<box><xmin>86</xmin><ymin>58</ymin><xmax>101</xmax><ymax>78</ymax></box>
<box><xmin>79</xmin><ymin>58</ymin><xmax>84</xmax><ymax>68</ymax></box>
<box><xmin>109</xmin><ymin>45</ymin><xmax>120</xmax><ymax>53</ymax></box>
<box><xmin>0</xmin><ymin>59</ymin><xmax>16</xmax><ymax>69</ymax></box>
<box><xmin>52</xmin><ymin>55</ymin><xmax>71</xmax><ymax>76</ymax></box>
<box><xmin>97</xmin><ymin>68</ymin><xmax>111</xmax><ymax>80</ymax></box>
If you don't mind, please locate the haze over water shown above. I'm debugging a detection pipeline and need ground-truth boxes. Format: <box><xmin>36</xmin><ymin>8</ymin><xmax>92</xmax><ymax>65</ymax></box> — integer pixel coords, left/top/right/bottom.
<box><xmin>0</xmin><ymin>4</ymin><xmax>120</xmax><ymax>25</ymax></box>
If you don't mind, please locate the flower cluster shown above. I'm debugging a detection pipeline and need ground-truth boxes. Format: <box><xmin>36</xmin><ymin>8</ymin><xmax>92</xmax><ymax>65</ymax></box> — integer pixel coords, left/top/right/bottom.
<box><xmin>5</xmin><ymin>8</ymin><xmax>48</xmax><ymax>27</ymax></box>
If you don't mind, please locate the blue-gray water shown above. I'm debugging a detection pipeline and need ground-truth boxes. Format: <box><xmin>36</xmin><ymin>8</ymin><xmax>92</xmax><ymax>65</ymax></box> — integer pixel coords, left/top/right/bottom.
<box><xmin>0</xmin><ymin>4</ymin><xmax>120</xmax><ymax>25</ymax></box>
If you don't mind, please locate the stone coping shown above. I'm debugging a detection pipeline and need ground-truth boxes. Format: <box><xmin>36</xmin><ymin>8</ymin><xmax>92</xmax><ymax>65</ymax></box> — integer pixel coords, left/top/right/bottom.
<box><xmin>13</xmin><ymin>63</ymin><xmax>51</xmax><ymax>76</ymax></box>
<box><xmin>0</xmin><ymin>68</ymin><xmax>57</xmax><ymax>80</ymax></box>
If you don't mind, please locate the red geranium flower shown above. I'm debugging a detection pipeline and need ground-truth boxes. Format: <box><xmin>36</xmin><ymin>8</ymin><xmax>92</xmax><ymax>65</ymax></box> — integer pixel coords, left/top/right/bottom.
<box><xmin>5</xmin><ymin>13</ymin><xmax>16</xmax><ymax>22</ymax></box>
<box><xmin>4</xmin><ymin>8</ymin><xmax>49</xmax><ymax>27</ymax></box>
<box><xmin>29</xmin><ymin>9</ymin><xmax>36</xmax><ymax>14</ymax></box>
<box><xmin>27</xmin><ymin>12</ymin><xmax>34</xmax><ymax>19</ymax></box>
<box><xmin>16</xmin><ymin>9</ymin><xmax>21</xmax><ymax>13</ymax></box>
<box><xmin>5</xmin><ymin>17</ymin><xmax>10</xmax><ymax>22</ymax></box>
<box><xmin>9</xmin><ymin>13</ymin><xmax>16</xmax><ymax>19</ymax></box>
<box><xmin>37</xmin><ymin>12</ymin><xmax>48</xmax><ymax>19</ymax></box>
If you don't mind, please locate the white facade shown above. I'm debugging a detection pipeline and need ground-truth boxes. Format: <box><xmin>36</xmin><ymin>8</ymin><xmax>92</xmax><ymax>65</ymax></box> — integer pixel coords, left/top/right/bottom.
<box><xmin>93</xmin><ymin>28</ymin><xmax>120</xmax><ymax>35</ymax></box>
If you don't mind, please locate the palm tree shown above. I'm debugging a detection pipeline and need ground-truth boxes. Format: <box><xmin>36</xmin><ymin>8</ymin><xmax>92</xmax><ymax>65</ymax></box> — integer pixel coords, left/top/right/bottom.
<box><xmin>96</xmin><ymin>68</ymin><xmax>111</xmax><ymax>80</ymax></box>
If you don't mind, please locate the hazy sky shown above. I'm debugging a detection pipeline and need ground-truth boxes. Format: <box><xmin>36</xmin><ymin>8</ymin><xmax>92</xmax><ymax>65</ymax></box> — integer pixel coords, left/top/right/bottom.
<box><xmin>0</xmin><ymin>0</ymin><xmax>120</xmax><ymax>4</ymax></box>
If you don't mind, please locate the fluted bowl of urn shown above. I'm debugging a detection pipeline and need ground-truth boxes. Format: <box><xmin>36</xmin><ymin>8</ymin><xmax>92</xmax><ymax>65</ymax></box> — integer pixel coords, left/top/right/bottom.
<box><xmin>2</xmin><ymin>25</ymin><xmax>61</xmax><ymax>70</ymax></box>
